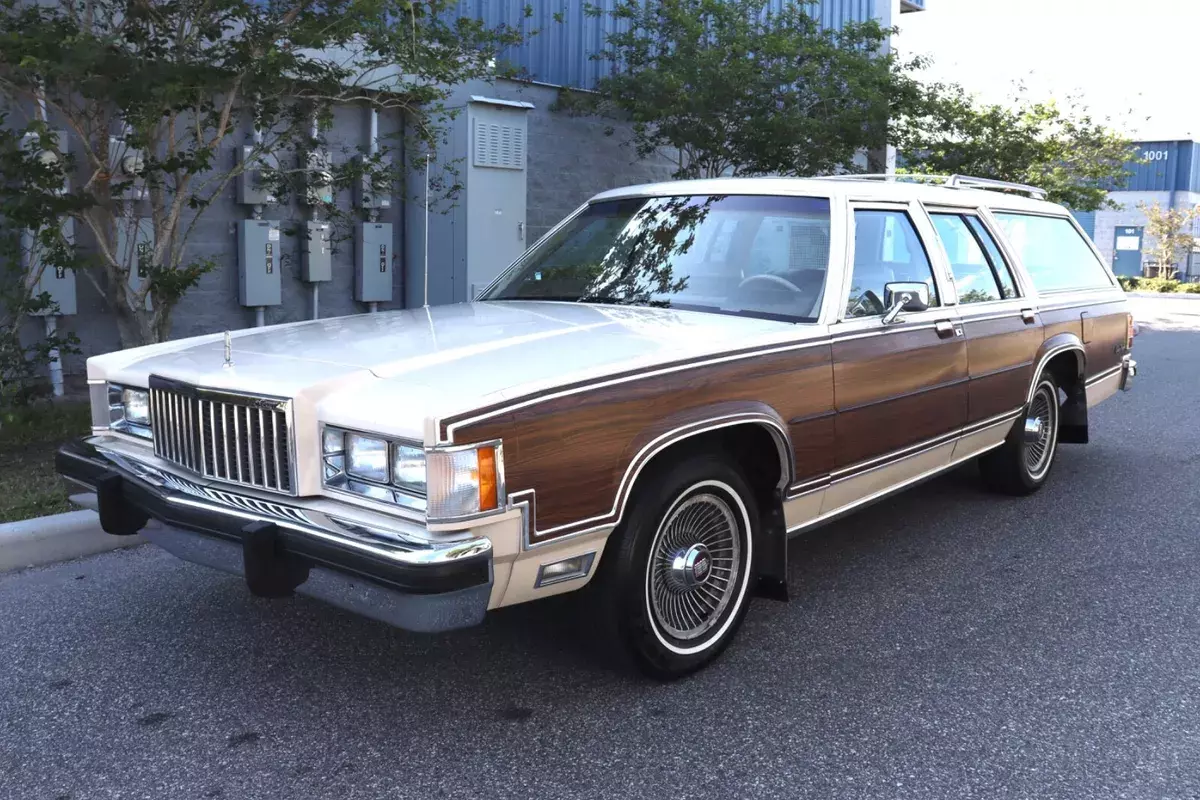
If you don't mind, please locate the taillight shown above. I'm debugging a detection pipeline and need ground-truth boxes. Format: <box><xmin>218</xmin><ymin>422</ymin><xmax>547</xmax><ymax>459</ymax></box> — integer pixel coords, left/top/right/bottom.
<box><xmin>1126</xmin><ymin>313</ymin><xmax>1135</xmax><ymax>349</ymax></box>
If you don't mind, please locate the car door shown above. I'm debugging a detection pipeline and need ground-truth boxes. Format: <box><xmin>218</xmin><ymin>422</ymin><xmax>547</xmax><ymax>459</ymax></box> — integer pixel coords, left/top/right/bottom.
<box><xmin>823</xmin><ymin>201</ymin><xmax>968</xmax><ymax>514</ymax></box>
<box><xmin>925</xmin><ymin>208</ymin><xmax>1043</xmax><ymax>428</ymax></box>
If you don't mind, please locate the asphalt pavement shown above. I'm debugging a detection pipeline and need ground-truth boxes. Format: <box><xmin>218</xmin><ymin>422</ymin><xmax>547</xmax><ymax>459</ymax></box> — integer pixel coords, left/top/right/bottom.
<box><xmin>2</xmin><ymin>315</ymin><xmax>1198</xmax><ymax>800</ymax></box>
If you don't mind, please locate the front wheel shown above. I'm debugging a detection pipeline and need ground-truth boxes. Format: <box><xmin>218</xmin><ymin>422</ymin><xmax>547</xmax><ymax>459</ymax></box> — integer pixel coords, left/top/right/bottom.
<box><xmin>980</xmin><ymin>373</ymin><xmax>1061</xmax><ymax>495</ymax></box>
<box><xmin>594</xmin><ymin>455</ymin><xmax>758</xmax><ymax>679</ymax></box>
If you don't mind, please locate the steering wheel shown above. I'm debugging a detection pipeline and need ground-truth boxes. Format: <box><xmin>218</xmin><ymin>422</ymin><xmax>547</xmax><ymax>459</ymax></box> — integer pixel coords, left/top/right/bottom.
<box><xmin>737</xmin><ymin>273</ymin><xmax>804</xmax><ymax>295</ymax></box>
<box><xmin>847</xmin><ymin>289</ymin><xmax>884</xmax><ymax>317</ymax></box>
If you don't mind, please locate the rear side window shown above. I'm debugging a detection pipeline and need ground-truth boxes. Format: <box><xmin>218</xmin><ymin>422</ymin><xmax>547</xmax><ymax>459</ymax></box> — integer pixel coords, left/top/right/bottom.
<box><xmin>992</xmin><ymin>213</ymin><xmax>1112</xmax><ymax>292</ymax></box>
<box><xmin>929</xmin><ymin>213</ymin><xmax>1019</xmax><ymax>303</ymax></box>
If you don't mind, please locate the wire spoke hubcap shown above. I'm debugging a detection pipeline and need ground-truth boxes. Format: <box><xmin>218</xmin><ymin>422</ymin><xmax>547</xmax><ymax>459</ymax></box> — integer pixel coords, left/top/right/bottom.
<box><xmin>649</xmin><ymin>492</ymin><xmax>741</xmax><ymax>641</ymax></box>
<box><xmin>1023</xmin><ymin>383</ymin><xmax>1058</xmax><ymax>479</ymax></box>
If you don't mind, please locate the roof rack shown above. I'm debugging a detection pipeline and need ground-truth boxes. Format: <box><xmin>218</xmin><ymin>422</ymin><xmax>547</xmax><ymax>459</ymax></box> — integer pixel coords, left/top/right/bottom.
<box><xmin>813</xmin><ymin>173</ymin><xmax>1048</xmax><ymax>200</ymax></box>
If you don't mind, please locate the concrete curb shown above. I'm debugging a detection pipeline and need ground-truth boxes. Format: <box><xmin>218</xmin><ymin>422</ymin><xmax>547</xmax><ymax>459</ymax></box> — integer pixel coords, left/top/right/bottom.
<box><xmin>0</xmin><ymin>503</ymin><xmax>145</xmax><ymax>573</ymax></box>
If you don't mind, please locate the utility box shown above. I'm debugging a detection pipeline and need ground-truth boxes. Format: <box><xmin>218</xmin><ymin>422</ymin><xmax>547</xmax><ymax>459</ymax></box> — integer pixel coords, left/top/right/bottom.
<box><xmin>302</xmin><ymin>150</ymin><xmax>334</xmax><ymax>206</ymax></box>
<box><xmin>236</xmin><ymin>145</ymin><xmax>279</xmax><ymax>206</ymax></box>
<box><xmin>238</xmin><ymin>219</ymin><xmax>282</xmax><ymax>307</ymax></box>
<box><xmin>302</xmin><ymin>221</ymin><xmax>333</xmax><ymax>282</ymax></box>
<box><xmin>23</xmin><ymin>218</ymin><xmax>77</xmax><ymax>316</ymax></box>
<box><xmin>117</xmin><ymin>216</ymin><xmax>154</xmax><ymax>311</ymax></box>
<box><xmin>108</xmin><ymin>136</ymin><xmax>146</xmax><ymax>200</ymax></box>
<box><xmin>353</xmin><ymin>154</ymin><xmax>392</xmax><ymax>210</ymax></box>
<box><xmin>355</xmin><ymin>222</ymin><xmax>393</xmax><ymax>303</ymax></box>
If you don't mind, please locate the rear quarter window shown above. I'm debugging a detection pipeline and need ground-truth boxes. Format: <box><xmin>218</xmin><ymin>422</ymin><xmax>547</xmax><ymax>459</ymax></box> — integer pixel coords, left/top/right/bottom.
<box><xmin>992</xmin><ymin>213</ymin><xmax>1113</xmax><ymax>293</ymax></box>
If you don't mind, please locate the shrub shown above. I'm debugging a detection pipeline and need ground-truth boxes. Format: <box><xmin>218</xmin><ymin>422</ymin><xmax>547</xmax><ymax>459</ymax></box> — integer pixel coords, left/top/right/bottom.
<box><xmin>1179</xmin><ymin>282</ymin><xmax>1200</xmax><ymax>294</ymax></box>
<box><xmin>1139</xmin><ymin>277</ymin><xmax>1182</xmax><ymax>293</ymax></box>
<box><xmin>1117</xmin><ymin>276</ymin><xmax>1140</xmax><ymax>291</ymax></box>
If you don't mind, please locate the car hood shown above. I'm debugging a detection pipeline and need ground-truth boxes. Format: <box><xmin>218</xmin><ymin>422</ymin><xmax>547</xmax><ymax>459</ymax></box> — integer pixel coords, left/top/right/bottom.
<box><xmin>93</xmin><ymin>301</ymin><xmax>811</xmax><ymax>442</ymax></box>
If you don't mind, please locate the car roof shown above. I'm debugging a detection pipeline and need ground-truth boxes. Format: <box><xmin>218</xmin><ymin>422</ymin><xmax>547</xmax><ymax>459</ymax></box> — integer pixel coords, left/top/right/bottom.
<box><xmin>589</xmin><ymin>176</ymin><xmax>1067</xmax><ymax>215</ymax></box>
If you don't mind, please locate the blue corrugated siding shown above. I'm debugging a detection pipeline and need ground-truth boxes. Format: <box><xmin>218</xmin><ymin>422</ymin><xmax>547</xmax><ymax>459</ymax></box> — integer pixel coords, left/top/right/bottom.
<box><xmin>458</xmin><ymin>0</ymin><xmax>878</xmax><ymax>89</ymax></box>
<box><xmin>1071</xmin><ymin>210</ymin><xmax>1096</xmax><ymax>240</ymax></box>
<box><xmin>1121</xmin><ymin>140</ymin><xmax>1200</xmax><ymax>193</ymax></box>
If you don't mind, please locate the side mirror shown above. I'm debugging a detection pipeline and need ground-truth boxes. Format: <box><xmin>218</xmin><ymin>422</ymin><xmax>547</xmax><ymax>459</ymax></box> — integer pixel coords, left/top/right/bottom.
<box><xmin>882</xmin><ymin>281</ymin><xmax>930</xmax><ymax>324</ymax></box>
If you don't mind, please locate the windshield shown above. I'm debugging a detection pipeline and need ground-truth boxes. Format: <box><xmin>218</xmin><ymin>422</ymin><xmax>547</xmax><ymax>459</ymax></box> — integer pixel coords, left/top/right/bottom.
<box><xmin>480</xmin><ymin>194</ymin><xmax>832</xmax><ymax>322</ymax></box>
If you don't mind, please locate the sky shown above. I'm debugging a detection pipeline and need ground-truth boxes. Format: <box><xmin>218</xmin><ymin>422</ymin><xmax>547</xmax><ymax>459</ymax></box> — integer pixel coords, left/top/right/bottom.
<box><xmin>895</xmin><ymin>0</ymin><xmax>1200</xmax><ymax>142</ymax></box>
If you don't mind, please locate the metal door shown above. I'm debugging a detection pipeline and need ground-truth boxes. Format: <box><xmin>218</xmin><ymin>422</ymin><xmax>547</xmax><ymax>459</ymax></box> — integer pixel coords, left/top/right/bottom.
<box><xmin>1112</xmin><ymin>226</ymin><xmax>1143</xmax><ymax>276</ymax></box>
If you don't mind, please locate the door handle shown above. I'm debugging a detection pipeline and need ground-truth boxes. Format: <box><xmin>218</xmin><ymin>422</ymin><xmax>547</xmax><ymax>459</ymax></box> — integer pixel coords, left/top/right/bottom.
<box><xmin>935</xmin><ymin>319</ymin><xmax>956</xmax><ymax>339</ymax></box>
<box><xmin>1021</xmin><ymin>308</ymin><xmax>1036</xmax><ymax>324</ymax></box>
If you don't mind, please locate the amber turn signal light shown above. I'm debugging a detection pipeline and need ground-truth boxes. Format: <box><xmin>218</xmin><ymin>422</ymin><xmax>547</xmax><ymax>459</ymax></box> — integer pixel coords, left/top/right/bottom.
<box><xmin>477</xmin><ymin>445</ymin><xmax>498</xmax><ymax>512</ymax></box>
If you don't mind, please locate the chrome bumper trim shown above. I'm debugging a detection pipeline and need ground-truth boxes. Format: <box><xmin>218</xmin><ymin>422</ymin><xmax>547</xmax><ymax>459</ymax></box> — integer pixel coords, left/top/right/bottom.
<box><xmin>144</xmin><ymin>523</ymin><xmax>490</xmax><ymax>633</ymax></box>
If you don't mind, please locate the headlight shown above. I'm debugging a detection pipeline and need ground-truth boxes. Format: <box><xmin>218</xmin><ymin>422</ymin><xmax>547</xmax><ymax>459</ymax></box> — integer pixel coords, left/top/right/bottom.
<box><xmin>107</xmin><ymin>383</ymin><xmax>152</xmax><ymax>440</ymax></box>
<box><xmin>347</xmin><ymin>433</ymin><xmax>389</xmax><ymax>483</ymax></box>
<box><xmin>392</xmin><ymin>443</ymin><xmax>427</xmax><ymax>495</ymax></box>
<box><xmin>321</xmin><ymin>425</ymin><xmax>503</xmax><ymax>520</ymax></box>
<box><xmin>322</xmin><ymin>426</ymin><xmax>428</xmax><ymax>512</ymax></box>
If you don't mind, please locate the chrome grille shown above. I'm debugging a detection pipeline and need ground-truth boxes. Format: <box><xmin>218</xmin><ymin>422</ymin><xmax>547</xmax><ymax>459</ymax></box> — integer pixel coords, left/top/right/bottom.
<box><xmin>149</xmin><ymin>377</ymin><xmax>294</xmax><ymax>494</ymax></box>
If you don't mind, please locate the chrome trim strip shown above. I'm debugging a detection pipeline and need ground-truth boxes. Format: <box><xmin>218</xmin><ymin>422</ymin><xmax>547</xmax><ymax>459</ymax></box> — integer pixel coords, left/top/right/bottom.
<box><xmin>787</xmin><ymin>422</ymin><xmax>1012</xmax><ymax>535</ymax></box>
<box><xmin>1028</xmin><ymin>344</ymin><xmax>1087</xmax><ymax>402</ymax></box>
<box><xmin>1085</xmin><ymin>363</ymin><xmax>1122</xmax><ymax>387</ymax></box>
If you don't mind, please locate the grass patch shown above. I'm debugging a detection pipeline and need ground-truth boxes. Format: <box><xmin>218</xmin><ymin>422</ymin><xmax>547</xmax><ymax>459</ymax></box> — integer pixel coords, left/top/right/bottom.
<box><xmin>0</xmin><ymin>402</ymin><xmax>91</xmax><ymax>523</ymax></box>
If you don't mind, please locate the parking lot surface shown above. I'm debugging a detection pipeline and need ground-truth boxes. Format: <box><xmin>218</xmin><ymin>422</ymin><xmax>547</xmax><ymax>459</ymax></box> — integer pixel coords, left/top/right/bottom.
<box><xmin>2</xmin><ymin>321</ymin><xmax>1198</xmax><ymax>800</ymax></box>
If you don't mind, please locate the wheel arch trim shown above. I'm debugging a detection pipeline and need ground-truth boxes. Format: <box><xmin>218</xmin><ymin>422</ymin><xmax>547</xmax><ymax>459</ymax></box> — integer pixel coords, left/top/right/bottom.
<box><xmin>518</xmin><ymin>412</ymin><xmax>794</xmax><ymax>550</ymax></box>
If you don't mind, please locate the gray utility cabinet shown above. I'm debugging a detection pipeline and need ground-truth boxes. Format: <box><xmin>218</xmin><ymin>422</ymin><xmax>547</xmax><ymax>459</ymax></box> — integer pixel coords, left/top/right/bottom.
<box><xmin>238</xmin><ymin>219</ymin><xmax>282</xmax><ymax>307</ymax></box>
<box><xmin>355</xmin><ymin>222</ymin><xmax>393</xmax><ymax>302</ymax></box>
<box><xmin>406</xmin><ymin>95</ymin><xmax>530</xmax><ymax>307</ymax></box>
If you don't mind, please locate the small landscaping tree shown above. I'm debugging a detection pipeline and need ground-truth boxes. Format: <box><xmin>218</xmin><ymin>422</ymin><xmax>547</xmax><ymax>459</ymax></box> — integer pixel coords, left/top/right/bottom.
<box><xmin>0</xmin><ymin>0</ymin><xmax>528</xmax><ymax>347</ymax></box>
<box><xmin>893</xmin><ymin>85</ymin><xmax>1137</xmax><ymax>211</ymax></box>
<box><xmin>1139</xmin><ymin>201</ymin><xmax>1200</xmax><ymax>280</ymax></box>
<box><xmin>0</xmin><ymin>118</ymin><xmax>84</xmax><ymax>408</ymax></box>
<box><xmin>571</xmin><ymin>0</ymin><xmax>925</xmax><ymax>179</ymax></box>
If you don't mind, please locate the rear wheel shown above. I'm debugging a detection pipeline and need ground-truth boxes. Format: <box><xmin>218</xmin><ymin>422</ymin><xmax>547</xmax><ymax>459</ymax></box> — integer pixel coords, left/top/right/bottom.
<box><xmin>980</xmin><ymin>374</ymin><xmax>1061</xmax><ymax>495</ymax></box>
<box><xmin>594</xmin><ymin>455</ymin><xmax>757</xmax><ymax>680</ymax></box>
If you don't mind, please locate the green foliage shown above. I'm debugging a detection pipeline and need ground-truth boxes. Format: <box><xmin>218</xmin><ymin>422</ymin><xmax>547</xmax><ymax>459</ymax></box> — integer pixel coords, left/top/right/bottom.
<box><xmin>0</xmin><ymin>117</ymin><xmax>82</xmax><ymax>409</ymax></box>
<box><xmin>1138</xmin><ymin>201</ymin><xmax>1200</xmax><ymax>279</ymax></box>
<box><xmin>0</xmin><ymin>0</ymin><xmax>529</xmax><ymax>346</ymax></box>
<box><xmin>580</xmin><ymin>0</ymin><xmax>925</xmax><ymax>178</ymax></box>
<box><xmin>1139</xmin><ymin>277</ymin><xmax>1181</xmax><ymax>293</ymax></box>
<box><xmin>1117</xmin><ymin>276</ymin><xmax>1139</xmax><ymax>291</ymax></box>
<box><xmin>894</xmin><ymin>85</ymin><xmax>1136</xmax><ymax>211</ymax></box>
<box><xmin>1180</xmin><ymin>281</ymin><xmax>1200</xmax><ymax>294</ymax></box>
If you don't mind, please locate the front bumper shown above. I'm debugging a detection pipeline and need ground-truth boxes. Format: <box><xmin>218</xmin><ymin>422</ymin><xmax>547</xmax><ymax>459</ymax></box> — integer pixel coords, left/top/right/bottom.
<box><xmin>56</xmin><ymin>438</ymin><xmax>492</xmax><ymax>633</ymax></box>
<box><xmin>1120</xmin><ymin>355</ymin><xmax>1137</xmax><ymax>391</ymax></box>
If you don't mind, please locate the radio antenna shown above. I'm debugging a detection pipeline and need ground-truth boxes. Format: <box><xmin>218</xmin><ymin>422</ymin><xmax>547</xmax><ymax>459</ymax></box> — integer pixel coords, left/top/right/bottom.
<box><xmin>422</xmin><ymin>159</ymin><xmax>430</xmax><ymax>307</ymax></box>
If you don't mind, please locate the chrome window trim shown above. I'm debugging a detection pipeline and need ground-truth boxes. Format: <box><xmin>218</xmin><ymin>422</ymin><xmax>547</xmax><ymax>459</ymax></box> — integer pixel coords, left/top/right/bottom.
<box><xmin>921</xmin><ymin>207</ymin><xmax>1025</xmax><ymax>304</ymax></box>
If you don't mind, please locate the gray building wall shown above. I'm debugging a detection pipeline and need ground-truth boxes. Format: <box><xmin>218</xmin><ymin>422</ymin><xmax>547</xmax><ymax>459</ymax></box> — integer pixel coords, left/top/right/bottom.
<box><xmin>1093</xmin><ymin>190</ymin><xmax>1200</xmax><ymax>276</ymax></box>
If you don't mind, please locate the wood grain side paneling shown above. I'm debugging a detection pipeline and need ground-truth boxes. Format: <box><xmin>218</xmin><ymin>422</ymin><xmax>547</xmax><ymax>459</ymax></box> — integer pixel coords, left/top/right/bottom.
<box><xmin>450</xmin><ymin>342</ymin><xmax>835</xmax><ymax>537</ymax></box>
<box><xmin>961</xmin><ymin>311</ymin><xmax>1041</xmax><ymax>422</ymax></box>
<box><xmin>1039</xmin><ymin>299</ymin><xmax>1128</xmax><ymax>380</ymax></box>
<box><xmin>831</xmin><ymin>326</ymin><xmax>968</xmax><ymax>469</ymax></box>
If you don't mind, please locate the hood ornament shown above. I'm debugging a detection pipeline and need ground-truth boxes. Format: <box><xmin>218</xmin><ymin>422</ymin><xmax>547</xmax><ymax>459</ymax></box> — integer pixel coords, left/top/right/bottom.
<box><xmin>223</xmin><ymin>331</ymin><xmax>233</xmax><ymax>368</ymax></box>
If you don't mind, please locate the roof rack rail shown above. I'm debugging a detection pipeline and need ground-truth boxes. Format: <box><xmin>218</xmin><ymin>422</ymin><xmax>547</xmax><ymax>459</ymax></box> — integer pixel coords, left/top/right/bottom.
<box><xmin>813</xmin><ymin>173</ymin><xmax>1048</xmax><ymax>200</ymax></box>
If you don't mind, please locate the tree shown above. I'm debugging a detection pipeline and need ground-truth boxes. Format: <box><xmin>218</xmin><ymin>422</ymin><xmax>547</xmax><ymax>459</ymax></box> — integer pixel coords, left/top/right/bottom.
<box><xmin>0</xmin><ymin>0</ymin><xmax>527</xmax><ymax>347</ymax></box>
<box><xmin>0</xmin><ymin>118</ymin><xmax>83</xmax><ymax>407</ymax></box>
<box><xmin>570</xmin><ymin>0</ymin><xmax>925</xmax><ymax>179</ymax></box>
<box><xmin>1139</xmin><ymin>201</ymin><xmax>1200</xmax><ymax>279</ymax></box>
<box><xmin>893</xmin><ymin>84</ymin><xmax>1137</xmax><ymax>211</ymax></box>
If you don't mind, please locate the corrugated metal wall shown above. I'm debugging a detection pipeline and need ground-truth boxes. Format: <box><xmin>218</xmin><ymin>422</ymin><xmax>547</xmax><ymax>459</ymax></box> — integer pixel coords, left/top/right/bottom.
<box><xmin>1120</xmin><ymin>140</ymin><xmax>1200</xmax><ymax>194</ymax></box>
<box><xmin>456</xmin><ymin>0</ymin><xmax>880</xmax><ymax>90</ymax></box>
